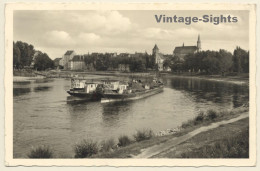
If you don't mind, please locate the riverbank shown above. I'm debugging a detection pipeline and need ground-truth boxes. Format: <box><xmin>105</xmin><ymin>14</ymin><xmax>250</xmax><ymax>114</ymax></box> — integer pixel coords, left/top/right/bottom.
<box><xmin>162</xmin><ymin>73</ymin><xmax>249</xmax><ymax>85</ymax></box>
<box><xmin>94</xmin><ymin>105</ymin><xmax>248</xmax><ymax>158</ymax></box>
<box><xmin>13</xmin><ymin>76</ymin><xmax>46</xmax><ymax>82</ymax></box>
<box><xmin>37</xmin><ymin>70</ymin><xmax>249</xmax><ymax>85</ymax></box>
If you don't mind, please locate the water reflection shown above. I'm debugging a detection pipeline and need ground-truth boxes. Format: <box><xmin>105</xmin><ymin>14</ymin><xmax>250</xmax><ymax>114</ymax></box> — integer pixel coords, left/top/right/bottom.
<box><xmin>13</xmin><ymin>88</ymin><xmax>31</xmax><ymax>96</ymax></box>
<box><xmin>33</xmin><ymin>86</ymin><xmax>52</xmax><ymax>92</ymax></box>
<box><xmin>166</xmin><ymin>77</ymin><xmax>249</xmax><ymax>108</ymax></box>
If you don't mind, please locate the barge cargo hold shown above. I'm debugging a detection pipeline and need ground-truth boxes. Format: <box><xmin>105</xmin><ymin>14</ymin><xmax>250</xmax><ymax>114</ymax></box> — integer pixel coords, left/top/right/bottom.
<box><xmin>101</xmin><ymin>85</ymin><xmax>164</xmax><ymax>103</ymax></box>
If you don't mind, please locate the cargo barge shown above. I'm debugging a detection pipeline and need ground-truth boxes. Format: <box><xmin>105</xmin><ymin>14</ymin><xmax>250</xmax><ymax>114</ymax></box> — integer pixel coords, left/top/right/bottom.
<box><xmin>101</xmin><ymin>79</ymin><xmax>164</xmax><ymax>103</ymax></box>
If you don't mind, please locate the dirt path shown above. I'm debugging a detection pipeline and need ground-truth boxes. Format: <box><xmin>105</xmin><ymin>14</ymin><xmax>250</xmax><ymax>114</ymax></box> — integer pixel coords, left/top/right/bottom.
<box><xmin>134</xmin><ymin>113</ymin><xmax>249</xmax><ymax>158</ymax></box>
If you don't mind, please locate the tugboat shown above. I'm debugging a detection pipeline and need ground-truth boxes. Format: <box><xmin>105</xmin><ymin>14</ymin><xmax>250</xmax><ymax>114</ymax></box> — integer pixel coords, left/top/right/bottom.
<box><xmin>66</xmin><ymin>78</ymin><xmax>104</xmax><ymax>102</ymax></box>
<box><xmin>101</xmin><ymin>78</ymin><xmax>164</xmax><ymax>103</ymax></box>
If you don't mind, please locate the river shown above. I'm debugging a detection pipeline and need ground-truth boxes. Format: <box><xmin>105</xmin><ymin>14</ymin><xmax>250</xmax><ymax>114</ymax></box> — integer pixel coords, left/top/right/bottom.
<box><xmin>13</xmin><ymin>75</ymin><xmax>249</xmax><ymax>158</ymax></box>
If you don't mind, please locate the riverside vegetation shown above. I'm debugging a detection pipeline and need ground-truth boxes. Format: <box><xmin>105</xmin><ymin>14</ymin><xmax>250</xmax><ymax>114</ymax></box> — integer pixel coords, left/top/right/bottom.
<box><xmin>27</xmin><ymin>105</ymin><xmax>249</xmax><ymax>158</ymax></box>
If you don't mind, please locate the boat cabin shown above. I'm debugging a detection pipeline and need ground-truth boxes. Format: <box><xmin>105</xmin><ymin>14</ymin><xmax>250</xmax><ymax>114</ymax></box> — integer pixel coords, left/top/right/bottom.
<box><xmin>84</xmin><ymin>83</ymin><xmax>99</xmax><ymax>93</ymax></box>
<box><xmin>71</xmin><ymin>79</ymin><xmax>86</xmax><ymax>89</ymax></box>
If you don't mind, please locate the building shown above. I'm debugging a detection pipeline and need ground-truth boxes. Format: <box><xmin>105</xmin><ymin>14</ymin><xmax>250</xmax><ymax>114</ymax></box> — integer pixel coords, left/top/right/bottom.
<box><xmin>118</xmin><ymin>64</ymin><xmax>130</xmax><ymax>72</ymax></box>
<box><xmin>173</xmin><ymin>34</ymin><xmax>201</xmax><ymax>61</ymax></box>
<box><xmin>62</xmin><ymin>50</ymin><xmax>76</xmax><ymax>70</ymax></box>
<box><xmin>68</xmin><ymin>55</ymin><xmax>86</xmax><ymax>70</ymax></box>
<box><xmin>152</xmin><ymin>44</ymin><xmax>165</xmax><ymax>71</ymax></box>
<box><xmin>53</xmin><ymin>58</ymin><xmax>62</xmax><ymax>69</ymax></box>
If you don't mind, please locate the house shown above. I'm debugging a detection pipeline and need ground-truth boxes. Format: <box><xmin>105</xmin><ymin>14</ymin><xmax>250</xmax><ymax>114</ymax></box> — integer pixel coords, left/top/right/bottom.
<box><xmin>173</xmin><ymin>34</ymin><xmax>201</xmax><ymax>61</ymax></box>
<box><xmin>68</xmin><ymin>55</ymin><xmax>86</xmax><ymax>70</ymax></box>
<box><xmin>62</xmin><ymin>50</ymin><xmax>76</xmax><ymax>70</ymax></box>
<box><xmin>53</xmin><ymin>58</ymin><xmax>62</xmax><ymax>68</ymax></box>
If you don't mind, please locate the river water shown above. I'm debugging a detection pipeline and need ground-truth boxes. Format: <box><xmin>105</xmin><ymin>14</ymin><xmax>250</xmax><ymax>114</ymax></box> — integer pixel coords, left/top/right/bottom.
<box><xmin>13</xmin><ymin>75</ymin><xmax>249</xmax><ymax>158</ymax></box>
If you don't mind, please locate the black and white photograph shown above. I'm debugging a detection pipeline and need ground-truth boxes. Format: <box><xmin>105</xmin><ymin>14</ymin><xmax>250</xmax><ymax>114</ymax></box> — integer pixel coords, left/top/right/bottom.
<box><xmin>3</xmin><ymin>2</ymin><xmax>257</xmax><ymax>167</ymax></box>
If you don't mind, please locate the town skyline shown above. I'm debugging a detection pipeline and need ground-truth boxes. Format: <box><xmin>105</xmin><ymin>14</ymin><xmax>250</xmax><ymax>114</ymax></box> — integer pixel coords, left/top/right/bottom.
<box><xmin>14</xmin><ymin>10</ymin><xmax>249</xmax><ymax>59</ymax></box>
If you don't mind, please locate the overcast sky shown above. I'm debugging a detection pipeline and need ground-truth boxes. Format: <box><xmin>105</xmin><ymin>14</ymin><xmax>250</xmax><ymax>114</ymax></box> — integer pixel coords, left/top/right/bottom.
<box><xmin>14</xmin><ymin>10</ymin><xmax>249</xmax><ymax>59</ymax></box>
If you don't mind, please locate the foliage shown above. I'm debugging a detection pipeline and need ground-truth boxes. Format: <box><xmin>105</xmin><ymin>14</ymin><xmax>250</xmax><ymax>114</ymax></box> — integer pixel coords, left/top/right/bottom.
<box><xmin>100</xmin><ymin>138</ymin><xmax>116</xmax><ymax>153</ymax></box>
<box><xmin>28</xmin><ymin>145</ymin><xmax>53</xmax><ymax>158</ymax></box>
<box><xmin>118</xmin><ymin>135</ymin><xmax>132</xmax><ymax>147</ymax></box>
<box><xmin>74</xmin><ymin>139</ymin><xmax>99</xmax><ymax>158</ymax></box>
<box><xmin>233</xmin><ymin>47</ymin><xmax>249</xmax><ymax>73</ymax></box>
<box><xmin>34</xmin><ymin>52</ymin><xmax>54</xmax><ymax>71</ymax></box>
<box><xmin>169</xmin><ymin>48</ymin><xmax>248</xmax><ymax>74</ymax></box>
<box><xmin>206</xmin><ymin>109</ymin><xmax>218</xmax><ymax>120</ymax></box>
<box><xmin>134</xmin><ymin>129</ymin><xmax>154</xmax><ymax>142</ymax></box>
<box><xmin>13</xmin><ymin>41</ymin><xmax>35</xmax><ymax>68</ymax></box>
<box><xmin>13</xmin><ymin>41</ymin><xmax>54</xmax><ymax>70</ymax></box>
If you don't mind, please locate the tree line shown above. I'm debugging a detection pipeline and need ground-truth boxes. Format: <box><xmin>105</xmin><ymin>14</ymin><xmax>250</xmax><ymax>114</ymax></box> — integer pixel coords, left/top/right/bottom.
<box><xmin>13</xmin><ymin>41</ymin><xmax>54</xmax><ymax>71</ymax></box>
<box><xmin>167</xmin><ymin>47</ymin><xmax>249</xmax><ymax>74</ymax></box>
<box><xmin>84</xmin><ymin>53</ymin><xmax>156</xmax><ymax>72</ymax></box>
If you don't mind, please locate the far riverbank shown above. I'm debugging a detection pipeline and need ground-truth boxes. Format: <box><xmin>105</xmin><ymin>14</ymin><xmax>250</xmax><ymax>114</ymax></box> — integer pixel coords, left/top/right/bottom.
<box><xmin>33</xmin><ymin>70</ymin><xmax>249</xmax><ymax>85</ymax></box>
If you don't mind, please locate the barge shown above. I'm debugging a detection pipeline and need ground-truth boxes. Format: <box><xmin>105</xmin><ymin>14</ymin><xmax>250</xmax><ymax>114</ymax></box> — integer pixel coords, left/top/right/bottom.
<box><xmin>101</xmin><ymin>79</ymin><xmax>164</xmax><ymax>103</ymax></box>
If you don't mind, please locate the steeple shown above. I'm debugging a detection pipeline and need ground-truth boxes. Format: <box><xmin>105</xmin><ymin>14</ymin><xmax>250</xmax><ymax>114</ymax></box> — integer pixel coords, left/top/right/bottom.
<box><xmin>153</xmin><ymin>44</ymin><xmax>159</xmax><ymax>55</ymax></box>
<box><xmin>197</xmin><ymin>34</ymin><xmax>201</xmax><ymax>51</ymax></box>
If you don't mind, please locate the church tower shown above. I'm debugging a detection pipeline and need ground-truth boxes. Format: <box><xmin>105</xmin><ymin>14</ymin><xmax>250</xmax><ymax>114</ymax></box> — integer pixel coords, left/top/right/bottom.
<box><xmin>197</xmin><ymin>34</ymin><xmax>201</xmax><ymax>51</ymax></box>
<box><xmin>153</xmin><ymin>44</ymin><xmax>159</xmax><ymax>55</ymax></box>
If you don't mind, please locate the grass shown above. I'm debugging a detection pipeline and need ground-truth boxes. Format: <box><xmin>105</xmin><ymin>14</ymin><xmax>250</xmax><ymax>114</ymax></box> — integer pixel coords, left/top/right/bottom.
<box><xmin>134</xmin><ymin>129</ymin><xmax>154</xmax><ymax>142</ymax></box>
<box><xmin>28</xmin><ymin>145</ymin><xmax>53</xmax><ymax>158</ymax></box>
<box><xmin>74</xmin><ymin>139</ymin><xmax>99</xmax><ymax>158</ymax></box>
<box><xmin>118</xmin><ymin>135</ymin><xmax>132</xmax><ymax>147</ymax></box>
<box><xmin>180</xmin><ymin>123</ymin><xmax>249</xmax><ymax>158</ymax></box>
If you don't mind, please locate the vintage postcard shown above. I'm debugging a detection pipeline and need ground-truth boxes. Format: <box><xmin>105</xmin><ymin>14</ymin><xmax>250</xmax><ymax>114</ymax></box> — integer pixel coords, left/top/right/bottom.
<box><xmin>4</xmin><ymin>2</ymin><xmax>256</xmax><ymax>166</ymax></box>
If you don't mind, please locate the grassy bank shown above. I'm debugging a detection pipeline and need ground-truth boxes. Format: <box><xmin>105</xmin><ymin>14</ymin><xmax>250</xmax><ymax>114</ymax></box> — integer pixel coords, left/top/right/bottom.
<box><xmin>153</xmin><ymin>117</ymin><xmax>249</xmax><ymax>158</ymax></box>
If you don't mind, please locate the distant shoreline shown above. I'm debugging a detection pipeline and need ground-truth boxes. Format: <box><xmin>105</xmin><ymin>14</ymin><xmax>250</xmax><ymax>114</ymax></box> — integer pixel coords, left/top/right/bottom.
<box><xmin>13</xmin><ymin>70</ymin><xmax>249</xmax><ymax>85</ymax></box>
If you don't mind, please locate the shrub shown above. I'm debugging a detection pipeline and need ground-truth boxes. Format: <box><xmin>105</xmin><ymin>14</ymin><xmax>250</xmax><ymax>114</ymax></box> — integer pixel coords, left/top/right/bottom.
<box><xmin>118</xmin><ymin>135</ymin><xmax>132</xmax><ymax>147</ymax></box>
<box><xmin>206</xmin><ymin>109</ymin><xmax>218</xmax><ymax>120</ymax></box>
<box><xmin>100</xmin><ymin>138</ymin><xmax>116</xmax><ymax>153</ymax></box>
<box><xmin>134</xmin><ymin>129</ymin><xmax>154</xmax><ymax>142</ymax></box>
<box><xmin>28</xmin><ymin>145</ymin><xmax>53</xmax><ymax>158</ymax></box>
<box><xmin>74</xmin><ymin>139</ymin><xmax>99</xmax><ymax>158</ymax></box>
<box><xmin>194</xmin><ymin>111</ymin><xmax>205</xmax><ymax>125</ymax></box>
<box><xmin>181</xmin><ymin>119</ymin><xmax>194</xmax><ymax>128</ymax></box>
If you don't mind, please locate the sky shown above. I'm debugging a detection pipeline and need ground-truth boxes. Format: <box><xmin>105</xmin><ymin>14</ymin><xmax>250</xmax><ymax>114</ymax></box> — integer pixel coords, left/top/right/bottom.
<box><xmin>13</xmin><ymin>10</ymin><xmax>249</xmax><ymax>59</ymax></box>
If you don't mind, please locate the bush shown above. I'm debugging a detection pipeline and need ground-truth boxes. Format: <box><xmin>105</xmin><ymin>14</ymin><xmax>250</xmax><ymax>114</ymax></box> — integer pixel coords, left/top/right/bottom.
<box><xmin>206</xmin><ymin>109</ymin><xmax>218</xmax><ymax>120</ymax></box>
<box><xmin>134</xmin><ymin>129</ymin><xmax>154</xmax><ymax>142</ymax></box>
<box><xmin>118</xmin><ymin>135</ymin><xmax>132</xmax><ymax>147</ymax></box>
<box><xmin>100</xmin><ymin>138</ymin><xmax>116</xmax><ymax>153</ymax></box>
<box><xmin>194</xmin><ymin>111</ymin><xmax>205</xmax><ymax>125</ymax></box>
<box><xmin>28</xmin><ymin>145</ymin><xmax>53</xmax><ymax>158</ymax></box>
<box><xmin>74</xmin><ymin>139</ymin><xmax>99</xmax><ymax>158</ymax></box>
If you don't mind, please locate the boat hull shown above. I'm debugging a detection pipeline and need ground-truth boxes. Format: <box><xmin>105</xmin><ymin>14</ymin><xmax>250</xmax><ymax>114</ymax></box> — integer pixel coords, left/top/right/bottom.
<box><xmin>101</xmin><ymin>86</ymin><xmax>163</xmax><ymax>103</ymax></box>
<box><xmin>67</xmin><ymin>90</ymin><xmax>104</xmax><ymax>101</ymax></box>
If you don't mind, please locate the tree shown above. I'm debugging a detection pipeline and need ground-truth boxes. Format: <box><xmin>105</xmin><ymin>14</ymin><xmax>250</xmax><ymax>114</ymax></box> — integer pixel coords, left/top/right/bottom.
<box><xmin>34</xmin><ymin>52</ymin><xmax>54</xmax><ymax>71</ymax></box>
<box><xmin>15</xmin><ymin>41</ymin><xmax>35</xmax><ymax>67</ymax></box>
<box><xmin>217</xmin><ymin>49</ymin><xmax>233</xmax><ymax>73</ymax></box>
<box><xmin>13</xmin><ymin>42</ymin><xmax>21</xmax><ymax>69</ymax></box>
